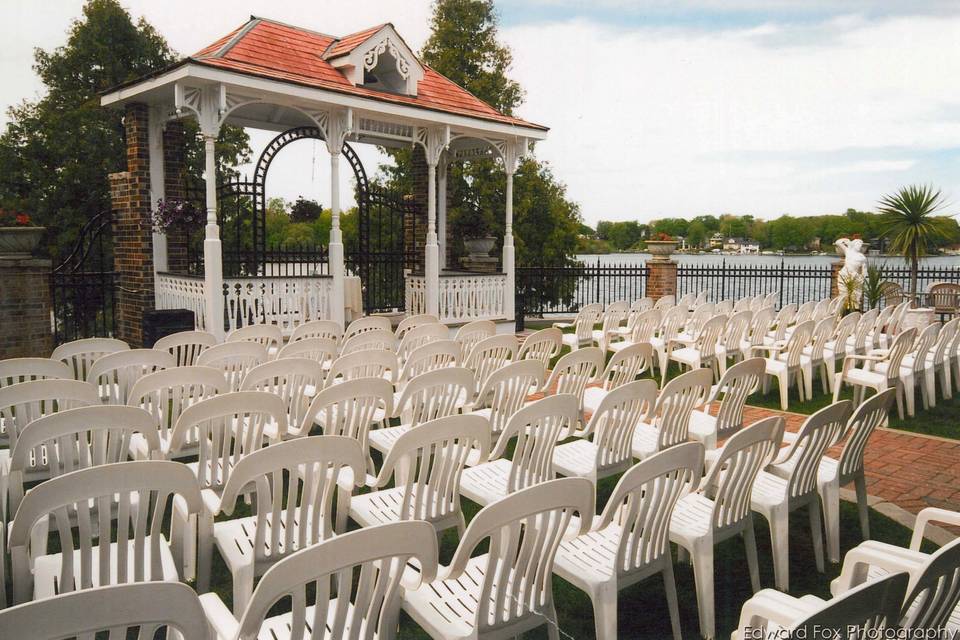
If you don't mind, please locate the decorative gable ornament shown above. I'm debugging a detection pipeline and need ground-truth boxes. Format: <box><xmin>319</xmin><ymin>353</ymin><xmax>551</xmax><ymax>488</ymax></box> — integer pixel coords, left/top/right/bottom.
<box><xmin>327</xmin><ymin>25</ymin><xmax>424</xmax><ymax>96</ymax></box>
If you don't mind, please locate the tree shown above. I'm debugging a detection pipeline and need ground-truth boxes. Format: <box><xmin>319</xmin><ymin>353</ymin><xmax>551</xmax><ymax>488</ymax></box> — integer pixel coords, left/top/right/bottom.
<box><xmin>378</xmin><ymin>0</ymin><xmax>581</xmax><ymax>280</ymax></box>
<box><xmin>687</xmin><ymin>220</ymin><xmax>707</xmax><ymax>248</ymax></box>
<box><xmin>0</xmin><ymin>0</ymin><xmax>249</xmax><ymax>258</ymax></box>
<box><xmin>290</xmin><ymin>196</ymin><xmax>323</xmax><ymax>223</ymax></box>
<box><xmin>878</xmin><ymin>184</ymin><xmax>953</xmax><ymax>298</ymax></box>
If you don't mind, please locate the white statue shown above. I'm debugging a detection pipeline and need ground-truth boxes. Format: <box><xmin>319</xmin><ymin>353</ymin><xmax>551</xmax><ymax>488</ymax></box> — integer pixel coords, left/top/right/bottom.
<box><xmin>835</xmin><ymin>237</ymin><xmax>868</xmax><ymax>307</ymax></box>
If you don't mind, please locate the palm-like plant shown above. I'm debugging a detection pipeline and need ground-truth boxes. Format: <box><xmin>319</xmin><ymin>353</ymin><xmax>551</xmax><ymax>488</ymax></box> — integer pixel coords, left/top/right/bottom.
<box><xmin>878</xmin><ymin>184</ymin><xmax>952</xmax><ymax>300</ymax></box>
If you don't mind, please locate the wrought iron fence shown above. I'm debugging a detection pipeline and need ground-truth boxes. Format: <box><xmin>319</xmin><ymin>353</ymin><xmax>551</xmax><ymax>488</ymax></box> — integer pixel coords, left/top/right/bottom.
<box><xmin>227</xmin><ymin>244</ymin><xmax>330</xmax><ymax>278</ymax></box>
<box><xmin>678</xmin><ymin>260</ymin><xmax>833</xmax><ymax>308</ymax></box>
<box><xmin>876</xmin><ymin>265</ymin><xmax>960</xmax><ymax>296</ymax></box>
<box><xmin>516</xmin><ymin>259</ymin><xmax>649</xmax><ymax>329</ymax></box>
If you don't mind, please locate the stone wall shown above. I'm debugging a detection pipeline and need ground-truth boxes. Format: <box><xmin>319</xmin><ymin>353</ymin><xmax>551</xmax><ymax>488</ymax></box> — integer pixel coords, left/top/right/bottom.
<box><xmin>0</xmin><ymin>257</ymin><xmax>53</xmax><ymax>358</ymax></box>
<box><xmin>109</xmin><ymin>102</ymin><xmax>154</xmax><ymax>347</ymax></box>
<box><xmin>162</xmin><ymin>121</ymin><xmax>189</xmax><ymax>274</ymax></box>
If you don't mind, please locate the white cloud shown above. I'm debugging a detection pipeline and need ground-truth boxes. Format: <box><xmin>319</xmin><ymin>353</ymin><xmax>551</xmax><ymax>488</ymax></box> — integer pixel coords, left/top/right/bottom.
<box><xmin>503</xmin><ymin>13</ymin><xmax>960</xmax><ymax>223</ymax></box>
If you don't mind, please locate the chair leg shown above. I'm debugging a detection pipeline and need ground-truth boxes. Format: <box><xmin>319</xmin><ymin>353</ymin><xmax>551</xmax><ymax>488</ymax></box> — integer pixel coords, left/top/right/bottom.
<box><xmin>820</xmin><ymin>480</ymin><xmax>841</xmax><ymax>563</ymax></box>
<box><xmin>819</xmin><ymin>362</ymin><xmax>829</xmax><ymax>395</ymax></box>
<box><xmin>854</xmin><ymin>474</ymin><xmax>870</xmax><ymax>540</ymax></box>
<box><xmin>778</xmin><ymin>372</ymin><xmax>789</xmax><ymax>411</ymax></box>
<box><xmin>663</xmin><ymin>560</ymin><xmax>683</xmax><ymax>640</ymax></box>
<box><xmin>691</xmin><ymin>544</ymin><xmax>716</xmax><ymax>640</ymax></box>
<box><xmin>894</xmin><ymin>383</ymin><xmax>905</xmax><ymax>420</ymax></box>
<box><xmin>768</xmin><ymin>509</ymin><xmax>790</xmax><ymax>591</ymax></box>
<box><xmin>903</xmin><ymin>374</ymin><xmax>915</xmax><ymax>417</ymax></box>
<box><xmin>546</xmin><ymin>603</ymin><xmax>561</xmax><ymax>640</ymax></box>
<box><xmin>591</xmin><ymin>584</ymin><xmax>619</xmax><ymax>640</ymax></box>
<box><xmin>742</xmin><ymin>523</ymin><xmax>761</xmax><ymax>593</ymax></box>
<box><xmin>232</xmin><ymin>562</ymin><xmax>255</xmax><ymax>616</ymax></box>
<box><xmin>809</xmin><ymin>501</ymin><xmax>825</xmax><ymax>573</ymax></box>
<box><xmin>832</xmin><ymin>375</ymin><xmax>843</xmax><ymax>403</ymax></box>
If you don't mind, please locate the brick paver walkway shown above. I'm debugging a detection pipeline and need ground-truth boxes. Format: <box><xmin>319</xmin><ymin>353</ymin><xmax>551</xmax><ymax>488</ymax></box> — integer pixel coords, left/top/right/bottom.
<box><xmin>742</xmin><ymin>405</ymin><xmax>960</xmax><ymax>516</ymax></box>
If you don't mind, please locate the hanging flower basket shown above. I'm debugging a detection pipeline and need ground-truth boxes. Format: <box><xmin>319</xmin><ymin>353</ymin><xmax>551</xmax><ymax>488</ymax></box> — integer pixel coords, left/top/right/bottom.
<box><xmin>0</xmin><ymin>209</ymin><xmax>44</xmax><ymax>258</ymax></box>
<box><xmin>153</xmin><ymin>198</ymin><xmax>203</xmax><ymax>233</ymax></box>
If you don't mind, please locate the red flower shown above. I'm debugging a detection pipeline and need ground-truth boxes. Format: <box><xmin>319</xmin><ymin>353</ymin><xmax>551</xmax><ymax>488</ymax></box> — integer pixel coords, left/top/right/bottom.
<box><xmin>15</xmin><ymin>213</ymin><xmax>30</xmax><ymax>226</ymax></box>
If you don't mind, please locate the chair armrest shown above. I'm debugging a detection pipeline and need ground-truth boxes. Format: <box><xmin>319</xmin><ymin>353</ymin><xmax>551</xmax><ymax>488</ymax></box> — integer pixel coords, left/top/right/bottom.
<box><xmin>911</xmin><ymin>507</ymin><xmax>960</xmax><ymax>550</ymax></box>
<box><xmin>845</xmin><ymin>353</ymin><xmax>887</xmax><ymax>362</ymax></box>
<box><xmin>756</xmin><ymin>342</ymin><xmax>786</xmax><ymax>353</ymax></box>
<box><xmin>199</xmin><ymin>592</ymin><xmax>240</xmax><ymax>640</ymax></box>
<box><xmin>831</xmin><ymin>542</ymin><xmax>925</xmax><ymax>596</ymax></box>
<box><xmin>734</xmin><ymin>589</ymin><xmax>817</xmax><ymax>638</ymax></box>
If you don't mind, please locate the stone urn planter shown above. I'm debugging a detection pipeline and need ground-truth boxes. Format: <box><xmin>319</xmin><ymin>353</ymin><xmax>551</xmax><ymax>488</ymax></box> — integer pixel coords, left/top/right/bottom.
<box><xmin>645</xmin><ymin>240</ymin><xmax>678</xmax><ymax>262</ymax></box>
<box><xmin>464</xmin><ymin>236</ymin><xmax>497</xmax><ymax>258</ymax></box>
<box><xmin>0</xmin><ymin>227</ymin><xmax>44</xmax><ymax>259</ymax></box>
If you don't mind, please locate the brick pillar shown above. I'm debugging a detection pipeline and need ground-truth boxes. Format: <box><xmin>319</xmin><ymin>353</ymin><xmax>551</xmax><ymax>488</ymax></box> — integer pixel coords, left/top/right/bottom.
<box><xmin>0</xmin><ymin>257</ymin><xmax>53</xmax><ymax>358</ymax></box>
<box><xmin>163</xmin><ymin>121</ymin><xmax>189</xmax><ymax>274</ymax></box>
<box><xmin>646</xmin><ymin>260</ymin><xmax>678</xmax><ymax>302</ymax></box>
<box><xmin>831</xmin><ymin>260</ymin><xmax>842</xmax><ymax>298</ymax></box>
<box><xmin>406</xmin><ymin>146</ymin><xmax>429</xmax><ymax>272</ymax></box>
<box><xmin>109</xmin><ymin>102</ymin><xmax>154</xmax><ymax>348</ymax></box>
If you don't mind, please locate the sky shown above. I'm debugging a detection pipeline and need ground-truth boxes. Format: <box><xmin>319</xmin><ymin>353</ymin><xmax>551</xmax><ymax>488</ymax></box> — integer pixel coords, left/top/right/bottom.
<box><xmin>2</xmin><ymin>0</ymin><xmax>960</xmax><ymax>227</ymax></box>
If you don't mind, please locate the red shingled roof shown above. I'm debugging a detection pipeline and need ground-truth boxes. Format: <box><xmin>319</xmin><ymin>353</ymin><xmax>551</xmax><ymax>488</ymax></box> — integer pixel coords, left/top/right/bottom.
<box><xmin>188</xmin><ymin>17</ymin><xmax>546</xmax><ymax>130</ymax></box>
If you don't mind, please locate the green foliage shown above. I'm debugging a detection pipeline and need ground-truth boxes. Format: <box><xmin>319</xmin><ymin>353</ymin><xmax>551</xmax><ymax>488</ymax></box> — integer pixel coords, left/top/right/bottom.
<box><xmin>595</xmin><ymin>219</ymin><xmax>646</xmax><ymax>251</ymax></box>
<box><xmin>878</xmin><ymin>184</ymin><xmax>954</xmax><ymax>296</ymax></box>
<box><xmin>650</xmin><ymin>217</ymin><xmax>689</xmax><ymax>239</ymax></box>
<box><xmin>864</xmin><ymin>263</ymin><xmax>885</xmax><ymax>309</ymax></box>
<box><xmin>289</xmin><ymin>196</ymin><xmax>323</xmax><ymax>223</ymax></box>
<box><xmin>686</xmin><ymin>220</ymin><xmax>708</xmax><ymax>248</ymax></box>
<box><xmin>0</xmin><ymin>0</ymin><xmax>250</xmax><ymax>259</ymax></box>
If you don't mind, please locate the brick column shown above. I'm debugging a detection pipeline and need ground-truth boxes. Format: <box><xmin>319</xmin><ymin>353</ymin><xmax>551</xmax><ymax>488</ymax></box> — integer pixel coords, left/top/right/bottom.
<box><xmin>0</xmin><ymin>257</ymin><xmax>53</xmax><ymax>358</ymax></box>
<box><xmin>831</xmin><ymin>260</ymin><xmax>842</xmax><ymax>298</ymax></box>
<box><xmin>109</xmin><ymin>102</ymin><xmax>154</xmax><ymax>347</ymax></box>
<box><xmin>646</xmin><ymin>260</ymin><xmax>678</xmax><ymax>302</ymax></box>
<box><xmin>406</xmin><ymin>146</ymin><xmax>429</xmax><ymax>272</ymax></box>
<box><xmin>163</xmin><ymin>121</ymin><xmax>189</xmax><ymax>274</ymax></box>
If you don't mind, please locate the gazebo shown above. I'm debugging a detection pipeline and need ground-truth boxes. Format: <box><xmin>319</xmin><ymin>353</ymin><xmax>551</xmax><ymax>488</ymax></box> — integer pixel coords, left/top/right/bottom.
<box><xmin>101</xmin><ymin>16</ymin><xmax>548</xmax><ymax>338</ymax></box>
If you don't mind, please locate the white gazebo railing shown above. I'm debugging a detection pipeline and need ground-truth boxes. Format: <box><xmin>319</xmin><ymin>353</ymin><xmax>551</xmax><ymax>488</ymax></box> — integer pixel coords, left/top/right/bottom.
<box><xmin>406</xmin><ymin>271</ymin><xmax>507</xmax><ymax>323</ymax></box>
<box><xmin>223</xmin><ymin>276</ymin><xmax>333</xmax><ymax>334</ymax></box>
<box><xmin>157</xmin><ymin>272</ymin><xmax>207</xmax><ymax>330</ymax></box>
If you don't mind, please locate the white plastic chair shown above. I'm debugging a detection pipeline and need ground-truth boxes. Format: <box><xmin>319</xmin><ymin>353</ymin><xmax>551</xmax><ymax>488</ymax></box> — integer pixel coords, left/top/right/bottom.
<box><xmin>396</xmin><ymin>339</ymin><xmax>460</xmax><ymax>388</ymax></box>
<box><xmin>553</xmin><ymin>379</ymin><xmax>657</xmax><ymax>482</ymax></box>
<box><xmin>202</xmin><ymin>520</ymin><xmax>438</xmax><ymax>640</ymax></box>
<box><xmin>553</xmin><ymin>302</ymin><xmax>602</xmax><ymax>351</ymax></box>
<box><xmin>0</xmin><ymin>358</ymin><xmax>71</xmax><ymax>388</ymax></box>
<box><xmin>275</xmin><ymin>336</ymin><xmax>338</xmax><ymax>370</ymax></box>
<box><xmin>684</xmin><ymin>303</ymin><xmax>716</xmax><ymax>339</ymax></box>
<box><xmin>153</xmin><ymin>329</ymin><xmax>218</xmax><ymax>366</ymax></box>
<box><xmin>611</xmin><ymin>302</ymin><xmax>656</xmax><ymax>345</ymax></box>
<box><xmin>688</xmin><ymin>356</ymin><xmax>764</xmax><ymax>451</ymax></box>
<box><xmin>655</xmin><ymin>294</ymin><xmax>676</xmax><ymax>309</ymax></box>
<box><xmin>669</xmin><ymin>416</ymin><xmax>784</xmax><ymax>640</ymax></box>
<box><xmin>325</xmin><ymin>348</ymin><xmax>398</xmax><ymax>386</ymax></box>
<box><xmin>289</xmin><ymin>318</ymin><xmax>342</xmax><ymax>343</ymax></box>
<box><xmin>632</xmin><ymin>367</ymin><xmax>712</xmax><ymax>460</ymax></box>
<box><xmin>582</xmin><ymin>341</ymin><xmax>654</xmax><ymax>415</ymax></box>
<box><xmin>402</xmin><ymin>478</ymin><xmax>593</xmax><ymax>640</ymax></box>
<box><xmin>368</xmin><ymin>367</ymin><xmax>474</xmax><ymax>456</ymax></box>
<box><xmin>454</xmin><ymin>319</ymin><xmax>495</xmax><ymax>356</ymax></box>
<box><xmin>553</xmin><ymin>444</ymin><xmax>703</xmax><ymax>640</ymax></box>
<box><xmin>608</xmin><ymin>308</ymin><xmax>660</xmax><ymax>354</ymax></box>
<box><xmin>396</xmin><ymin>322</ymin><xmax>448</xmax><ymax>361</ymax></box>
<box><xmin>300</xmin><ymin>377</ymin><xmax>393</xmax><ymax>477</ymax></box>
<box><xmin>663</xmin><ymin>314</ymin><xmax>726</xmax><ymax>385</ymax></box>
<box><xmin>821</xmin><ymin>311</ymin><xmax>859</xmax><ymax>390</ymax></box>
<box><xmin>829</xmin><ymin>508</ymin><xmax>960</xmax><ymax>632</ymax></box>
<box><xmin>543</xmin><ymin>346</ymin><xmax>605</xmax><ymax>414</ymax></box>
<box><xmin>393</xmin><ymin>313</ymin><xmax>436</xmax><ymax>340</ymax></box>
<box><xmin>346</xmin><ymin>315</ymin><xmax>393</xmax><ymax>342</ymax></box>
<box><xmin>715</xmin><ymin>299</ymin><xmax>734</xmax><ymax>315</ymax></box>
<box><xmin>210</xmin><ymin>436</ymin><xmax>366</xmax><ymax>614</ymax></box>
<box><xmin>460</xmin><ymin>393</ymin><xmax>578</xmax><ymax>507</ymax></box>
<box><xmin>226</xmin><ymin>323</ymin><xmax>283</xmax><ymax>358</ymax></box>
<box><xmin>768</xmin><ymin>303</ymin><xmax>797</xmax><ymax>343</ymax></box>
<box><xmin>741</xmin><ymin>306</ymin><xmax>775</xmax><ymax>358</ymax></box>
<box><xmin>463</xmin><ymin>334</ymin><xmax>518</xmax><ymax>389</ymax></box>
<box><xmin>752</xmin><ymin>400</ymin><xmax>852</xmax><ymax>590</ymax></box>
<box><xmin>196</xmin><ymin>341</ymin><xmax>267</xmax><ymax>392</ymax></box>
<box><xmin>467</xmin><ymin>359</ymin><xmax>544</xmax><ymax>436</ymax></box>
<box><xmin>87</xmin><ymin>348</ymin><xmax>176</xmax><ymax>404</ymax></box>
<box><xmin>126</xmin><ymin>365</ymin><xmax>227</xmax><ymax>460</ymax></box>
<box><xmin>9</xmin><ymin>460</ymin><xmax>203</xmax><ymax>603</ymax></box>
<box><xmin>0</xmin><ymin>581</ymin><xmax>211</xmax><ymax>640</ymax></box>
<box><xmin>902</xmin><ymin>322</ymin><xmax>939</xmax><ymax>411</ymax></box>
<box><xmin>240</xmin><ymin>358</ymin><xmax>325</xmax><ymax>439</ymax></box>
<box><xmin>51</xmin><ymin>337</ymin><xmax>129</xmax><ymax>381</ymax></box>
<box><xmin>592</xmin><ymin>301</ymin><xmax>629</xmax><ymax>351</ymax></box>
<box><xmin>833</xmin><ymin>327</ymin><xmax>915</xmax><ymax>419</ymax></box>
<box><xmin>0</xmin><ymin>379</ymin><xmax>98</xmax><ymax>458</ymax></box>
<box><xmin>801</xmin><ymin>317</ymin><xmax>836</xmax><ymax>395</ymax></box>
<box><xmin>930</xmin><ymin>318</ymin><xmax>958</xmax><ymax>401</ymax></box>
<box><xmin>732</xmin><ymin>571</ymin><xmax>908</xmax><ymax>640</ymax></box>
<box><xmin>517</xmin><ymin>327</ymin><xmax>562</xmax><ymax>368</ymax></box>
<box><xmin>717</xmin><ymin>309</ymin><xmax>752</xmax><ymax>373</ymax></box>
<box><xmin>849</xmin><ymin>308</ymin><xmax>879</xmax><ymax>355</ymax></box>
<box><xmin>340</xmin><ymin>328</ymin><xmax>396</xmax><ymax>355</ymax></box>
<box><xmin>168</xmin><ymin>391</ymin><xmax>287</xmax><ymax>589</ymax></box>
<box><xmin>651</xmin><ymin>305</ymin><xmax>688</xmax><ymax>378</ymax></box>
<box><xmin>352</xmin><ymin>414</ymin><xmax>489</xmax><ymax>536</ymax></box>
<box><xmin>759</xmin><ymin>319</ymin><xmax>814</xmax><ymax>410</ymax></box>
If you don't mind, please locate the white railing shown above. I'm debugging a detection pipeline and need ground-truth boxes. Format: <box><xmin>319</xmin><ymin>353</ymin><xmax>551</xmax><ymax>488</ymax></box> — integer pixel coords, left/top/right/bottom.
<box><xmin>406</xmin><ymin>272</ymin><xmax>507</xmax><ymax>323</ymax></box>
<box><xmin>156</xmin><ymin>272</ymin><xmax>207</xmax><ymax>330</ymax></box>
<box><xmin>223</xmin><ymin>276</ymin><xmax>333</xmax><ymax>334</ymax></box>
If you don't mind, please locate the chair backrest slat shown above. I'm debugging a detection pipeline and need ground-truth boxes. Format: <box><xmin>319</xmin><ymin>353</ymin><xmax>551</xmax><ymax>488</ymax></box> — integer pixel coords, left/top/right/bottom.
<box><xmin>153</xmin><ymin>330</ymin><xmax>217</xmax><ymax>367</ymax></box>
<box><xmin>52</xmin><ymin>337</ymin><xmax>129</xmax><ymax>381</ymax></box>
<box><xmin>195</xmin><ymin>341</ymin><xmax>267</xmax><ymax>391</ymax></box>
<box><xmin>325</xmin><ymin>348</ymin><xmax>398</xmax><ymax>386</ymax></box>
<box><xmin>653</xmin><ymin>368</ymin><xmax>712</xmax><ymax>452</ymax></box>
<box><xmin>518</xmin><ymin>327</ymin><xmax>562</xmax><ymax>368</ymax></box>
<box><xmin>87</xmin><ymin>349</ymin><xmax>176</xmax><ymax>404</ymax></box>
<box><xmin>474</xmin><ymin>359</ymin><xmax>544</xmax><ymax>434</ymax></box>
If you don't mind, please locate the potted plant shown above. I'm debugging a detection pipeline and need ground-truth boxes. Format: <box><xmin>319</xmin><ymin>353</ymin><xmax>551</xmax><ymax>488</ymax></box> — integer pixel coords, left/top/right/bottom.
<box><xmin>645</xmin><ymin>232</ymin><xmax>678</xmax><ymax>262</ymax></box>
<box><xmin>458</xmin><ymin>205</ymin><xmax>497</xmax><ymax>258</ymax></box>
<box><xmin>0</xmin><ymin>207</ymin><xmax>44</xmax><ymax>258</ymax></box>
<box><xmin>152</xmin><ymin>197</ymin><xmax>203</xmax><ymax>234</ymax></box>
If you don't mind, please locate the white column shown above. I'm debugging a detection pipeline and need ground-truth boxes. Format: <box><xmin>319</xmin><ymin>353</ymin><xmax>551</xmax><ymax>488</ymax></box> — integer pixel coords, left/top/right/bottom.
<box><xmin>147</xmin><ymin>108</ymin><xmax>167</xmax><ymax>302</ymax></box>
<box><xmin>503</xmin><ymin>168</ymin><xmax>516</xmax><ymax>321</ymax></box>
<box><xmin>425</xmin><ymin>161</ymin><xmax>440</xmax><ymax>317</ymax></box>
<box><xmin>437</xmin><ymin>162</ymin><xmax>448</xmax><ymax>270</ymax></box>
<box><xmin>328</xmin><ymin>150</ymin><xmax>346</xmax><ymax>328</ymax></box>
<box><xmin>202</xmin><ymin>133</ymin><xmax>225</xmax><ymax>339</ymax></box>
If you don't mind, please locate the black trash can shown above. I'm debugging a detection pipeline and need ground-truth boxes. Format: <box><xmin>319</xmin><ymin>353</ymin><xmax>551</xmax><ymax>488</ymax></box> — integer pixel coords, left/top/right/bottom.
<box><xmin>142</xmin><ymin>308</ymin><xmax>196</xmax><ymax>348</ymax></box>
